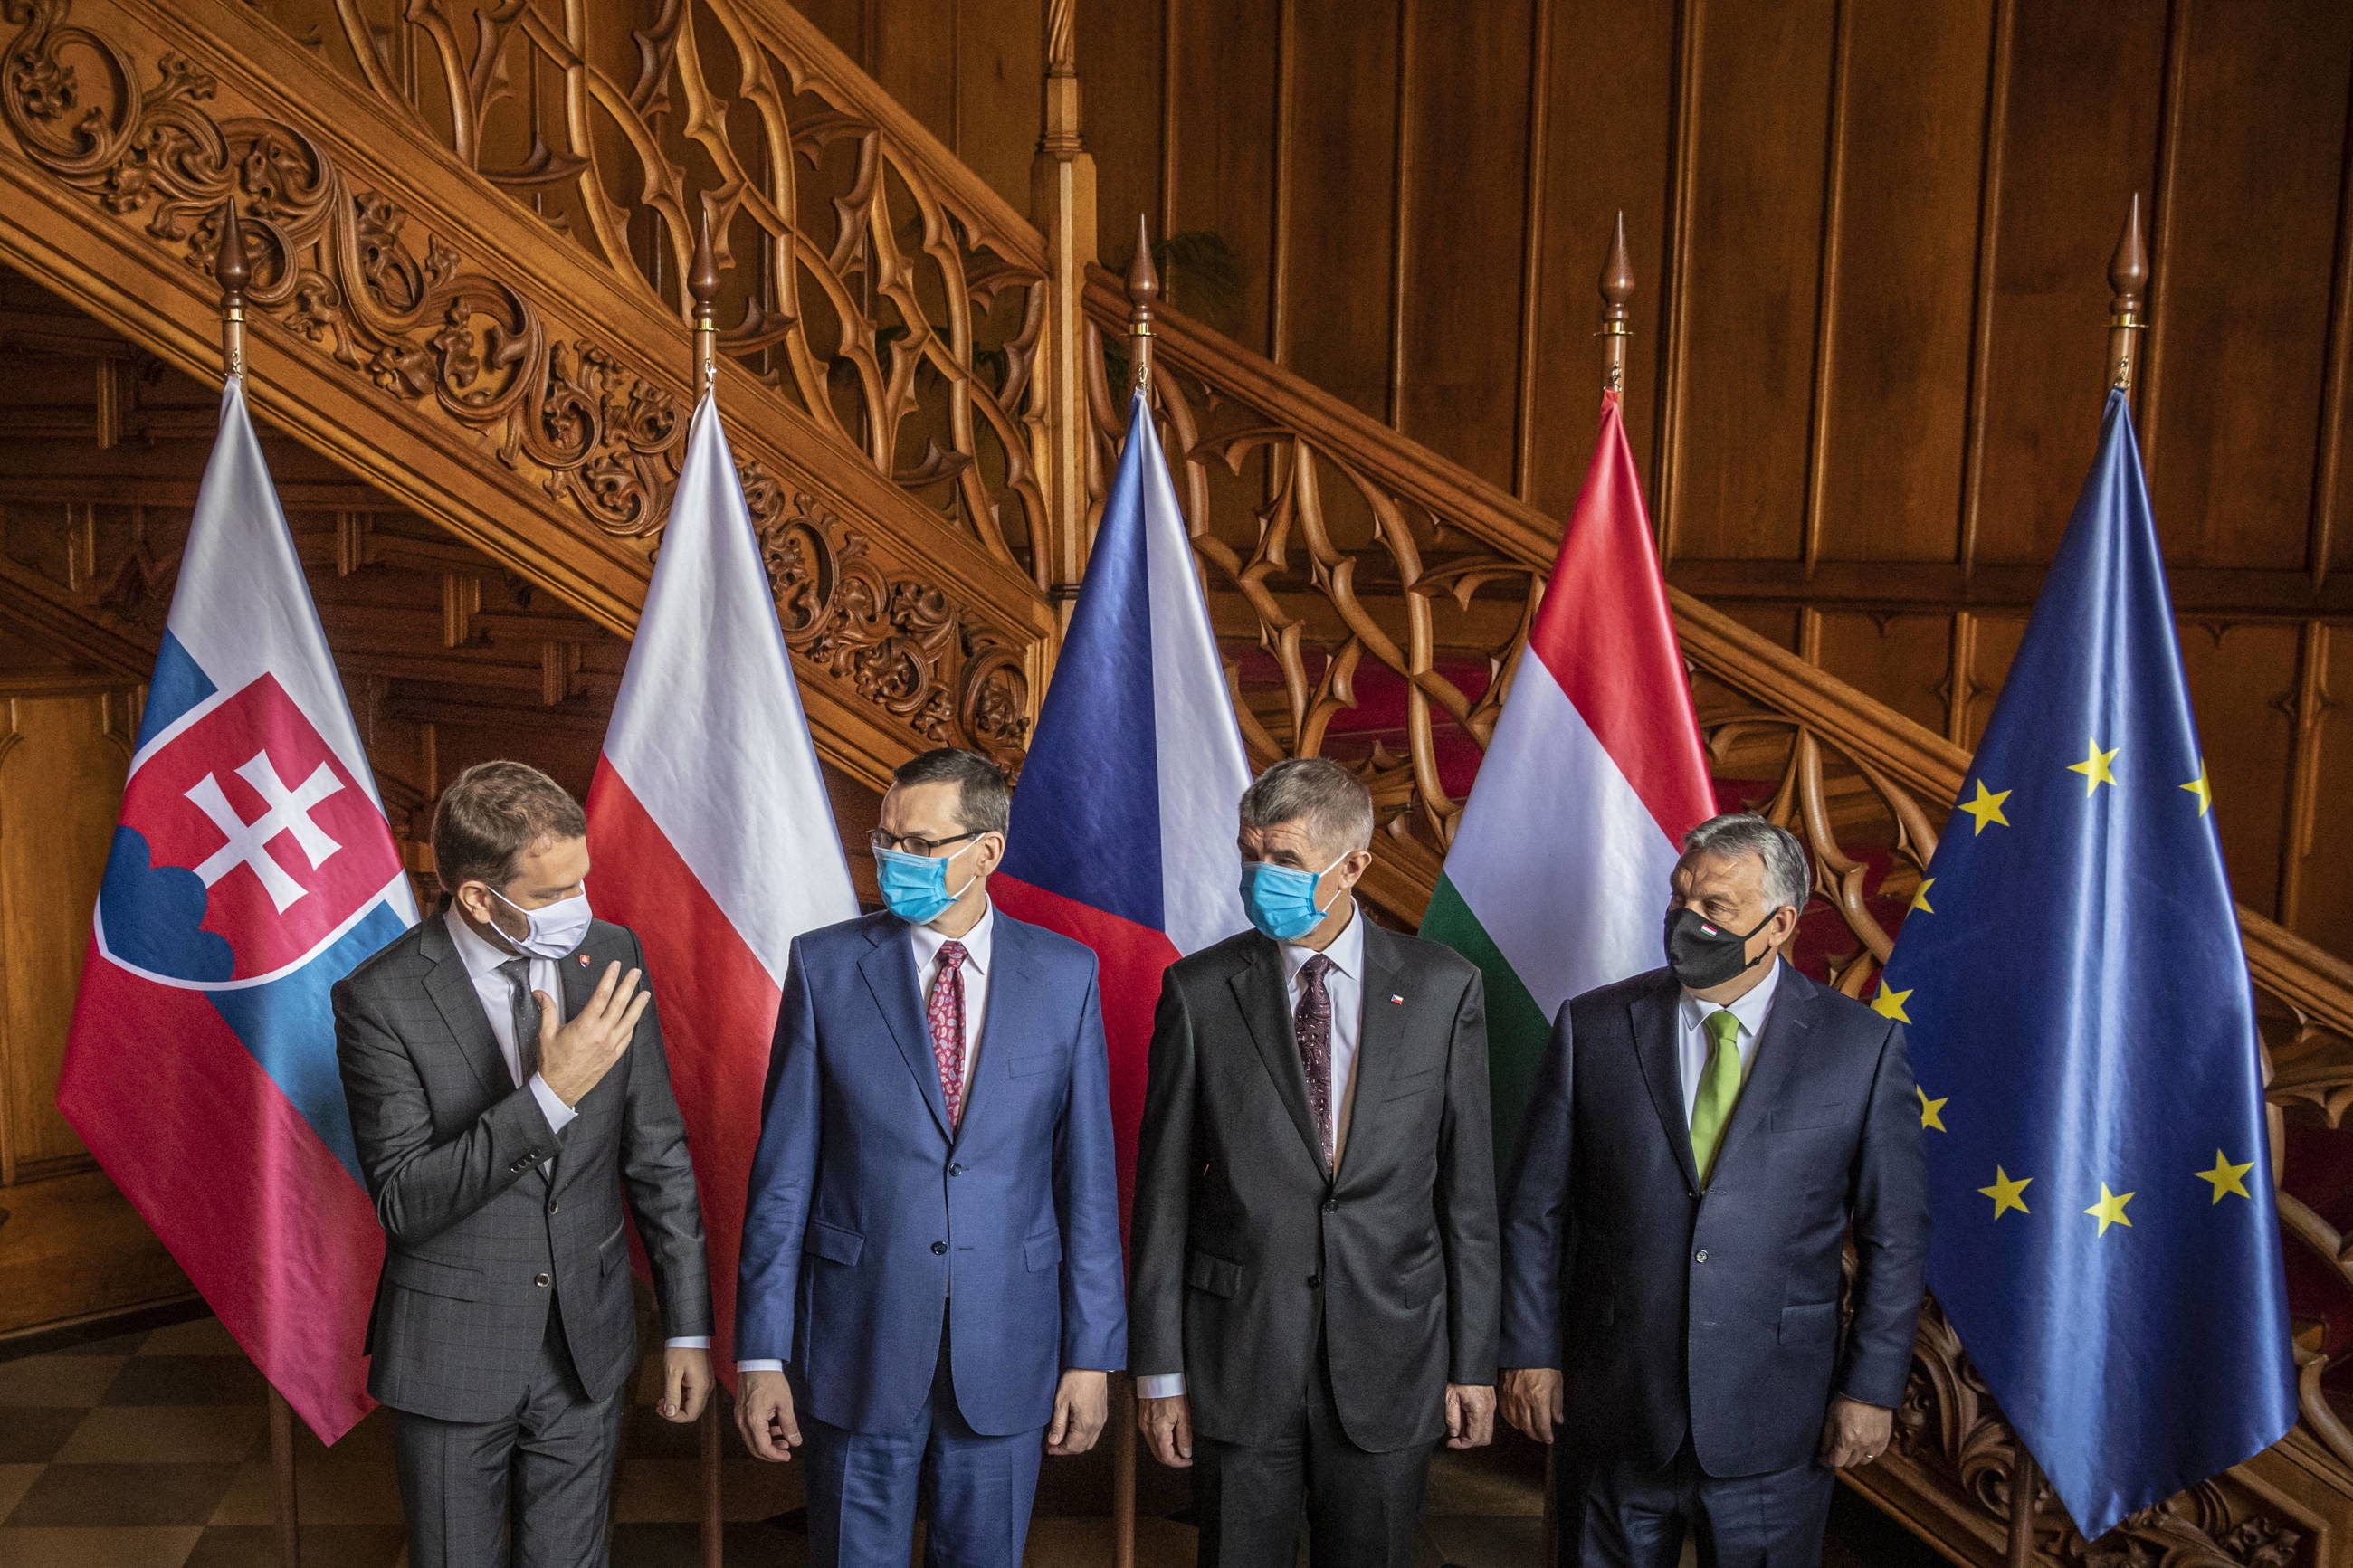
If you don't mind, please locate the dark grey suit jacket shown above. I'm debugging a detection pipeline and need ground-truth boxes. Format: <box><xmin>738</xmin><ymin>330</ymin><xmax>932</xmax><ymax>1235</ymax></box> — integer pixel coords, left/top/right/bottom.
<box><xmin>333</xmin><ymin>912</ymin><xmax>711</xmax><ymax>1423</ymax></box>
<box><xmin>1129</xmin><ymin>919</ymin><xmax>1500</xmax><ymax>1453</ymax></box>
<box><xmin>1500</xmin><ymin>962</ymin><xmax>1928</xmax><ymax>1477</ymax></box>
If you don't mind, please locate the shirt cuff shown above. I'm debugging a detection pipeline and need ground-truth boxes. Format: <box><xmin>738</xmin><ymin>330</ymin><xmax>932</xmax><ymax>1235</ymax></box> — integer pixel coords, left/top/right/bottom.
<box><xmin>664</xmin><ymin>1338</ymin><xmax>710</xmax><ymax>1350</ymax></box>
<box><xmin>529</xmin><ymin>1072</ymin><xmax>578</xmax><ymax>1134</ymax></box>
<box><xmin>1135</xmin><ymin>1373</ymin><xmax>1186</xmax><ymax>1399</ymax></box>
<box><xmin>737</xmin><ymin>1359</ymin><xmax>786</xmax><ymax>1373</ymax></box>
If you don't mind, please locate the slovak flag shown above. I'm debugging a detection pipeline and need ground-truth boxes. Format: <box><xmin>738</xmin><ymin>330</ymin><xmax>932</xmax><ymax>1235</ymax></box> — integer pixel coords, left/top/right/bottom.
<box><xmin>586</xmin><ymin>393</ymin><xmax>856</xmax><ymax>1370</ymax></box>
<box><xmin>996</xmin><ymin>387</ymin><xmax>1252</xmax><ymax>1220</ymax></box>
<box><xmin>59</xmin><ymin>379</ymin><xmax>417</xmax><ymax>1443</ymax></box>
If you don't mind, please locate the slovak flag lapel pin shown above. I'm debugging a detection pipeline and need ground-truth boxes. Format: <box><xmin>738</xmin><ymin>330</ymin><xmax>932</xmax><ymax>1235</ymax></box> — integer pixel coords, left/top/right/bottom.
<box><xmin>577</xmin><ymin>953</ymin><xmax>593</xmax><ymax>966</ymax></box>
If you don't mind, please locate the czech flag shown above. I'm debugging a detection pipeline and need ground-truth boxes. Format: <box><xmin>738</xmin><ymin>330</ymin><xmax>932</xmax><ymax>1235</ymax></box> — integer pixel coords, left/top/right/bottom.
<box><xmin>586</xmin><ymin>392</ymin><xmax>856</xmax><ymax>1370</ymax></box>
<box><xmin>60</xmin><ymin>378</ymin><xmax>417</xmax><ymax>1442</ymax></box>
<box><xmin>996</xmin><ymin>386</ymin><xmax>1252</xmax><ymax>1221</ymax></box>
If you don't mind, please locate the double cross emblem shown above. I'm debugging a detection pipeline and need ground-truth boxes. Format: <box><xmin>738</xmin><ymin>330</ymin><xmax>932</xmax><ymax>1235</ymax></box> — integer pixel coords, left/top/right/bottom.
<box><xmin>184</xmin><ymin>750</ymin><xmax>348</xmax><ymax>912</ymax></box>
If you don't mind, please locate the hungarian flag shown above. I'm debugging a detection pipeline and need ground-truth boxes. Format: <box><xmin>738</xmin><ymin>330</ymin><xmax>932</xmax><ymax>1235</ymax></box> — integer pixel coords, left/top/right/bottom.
<box><xmin>996</xmin><ymin>387</ymin><xmax>1252</xmax><ymax>1221</ymax></box>
<box><xmin>60</xmin><ymin>378</ymin><xmax>416</xmax><ymax>1442</ymax></box>
<box><xmin>586</xmin><ymin>393</ymin><xmax>856</xmax><ymax>1369</ymax></box>
<box><xmin>1422</xmin><ymin>389</ymin><xmax>1714</xmax><ymax>1169</ymax></box>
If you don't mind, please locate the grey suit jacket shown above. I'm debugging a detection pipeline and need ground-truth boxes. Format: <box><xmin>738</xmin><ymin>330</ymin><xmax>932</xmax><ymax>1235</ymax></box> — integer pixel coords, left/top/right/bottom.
<box><xmin>333</xmin><ymin>912</ymin><xmax>711</xmax><ymax>1422</ymax></box>
<box><xmin>1129</xmin><ymin>920</ymin><xmax>1500</xmax><ymax>1453</ymax></box>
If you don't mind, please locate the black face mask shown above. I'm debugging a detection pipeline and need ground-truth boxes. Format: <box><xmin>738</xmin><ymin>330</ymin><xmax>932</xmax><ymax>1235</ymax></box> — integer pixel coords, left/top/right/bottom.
<box><xmin>1662</xmin><ymin>906</ymin><xmax>1777</xmax><ymax>991</ymax></box>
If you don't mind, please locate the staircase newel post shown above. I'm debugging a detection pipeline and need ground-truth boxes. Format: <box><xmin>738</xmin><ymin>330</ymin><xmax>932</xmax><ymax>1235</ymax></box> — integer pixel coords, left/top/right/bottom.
<box><xmin>1031</xmin><ymin>0</ymin><xmax>1100</xmax><ymax>635</ymax></box>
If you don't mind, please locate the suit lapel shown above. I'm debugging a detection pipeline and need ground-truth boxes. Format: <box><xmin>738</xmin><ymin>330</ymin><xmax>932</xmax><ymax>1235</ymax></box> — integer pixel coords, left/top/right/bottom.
<box><xmin>859</xmin><ymin>917</ymin><xmax>952</xmax><ymax>1141</ymax></box>
<box><xmin>1708</xmin><ymin>963</ymin><xmax>1816</xmax><ymax>1179</ymax></box>
<box><xmin>952</xmin><ymin>916</ymin><xmax>1036</xmax><ymax>1146</ymax></box>
<box><xmin>1229</xmin><ymin>936</ymin><xmax>1328</xmax><ymax>1177</ymax></box>
<box><xmin>1628</xmin><ymin>974</ymin><xmax>1702</xmax><ymax>1193</ymax></box>
<box><xmin>419</xmin><ymin>913</ymin><xmax>510</xmax><ymax>1102</ymax></box>
<box><xmin>1336</xmin><ymin>924</ymin><xmax>1405</xmax><ymax>1175</ymax></box>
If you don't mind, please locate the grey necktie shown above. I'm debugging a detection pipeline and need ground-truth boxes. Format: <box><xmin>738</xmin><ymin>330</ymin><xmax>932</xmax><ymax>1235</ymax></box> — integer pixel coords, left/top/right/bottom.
<box><xmin>498</xmin><ymin>956</ymin><xmax>542</xmax><ymax>1086</ymax></box>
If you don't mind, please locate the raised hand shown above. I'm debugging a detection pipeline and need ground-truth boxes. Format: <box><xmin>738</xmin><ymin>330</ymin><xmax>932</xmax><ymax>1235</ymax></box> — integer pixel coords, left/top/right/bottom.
<box><xmin>536</xmin><ymin>963</ymin><xmax>648</xmax><ymax>1107</ymax></box>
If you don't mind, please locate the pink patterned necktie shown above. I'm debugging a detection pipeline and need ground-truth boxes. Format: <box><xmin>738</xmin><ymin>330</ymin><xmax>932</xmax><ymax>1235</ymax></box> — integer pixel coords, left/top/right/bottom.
<box><xmin>928</xmin><ymin>940</ymin><xmax>969</xmax><ymax>1128</ymax></box>
<box><xmin>1295</xmin><ymin>953</ymin><xmax>1336</xmax><ymax>1167</ymax></box>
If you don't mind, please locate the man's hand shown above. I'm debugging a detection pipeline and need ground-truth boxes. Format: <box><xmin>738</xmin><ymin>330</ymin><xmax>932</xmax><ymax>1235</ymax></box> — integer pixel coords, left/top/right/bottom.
<box><xmin>1443</xmin><ymin>1384</ymin><xmax>1496</xmax><ymax>1449</ymax></box>
<box><xmin>536</xmin><ymin>963</ymin><xmax>650</xmax><ymax>1107</ymax></box>
<box><xmin>737</xmin><ymin>1368</ymin><xmax>803</xmax><ymax>1461</ymax></box>
<box><xmin>1499</xmin><ymin>1367</ymin><xmax>1565</xmax><ymax>1444</ymax></box>
<box><xmin>656</xmin><ymin>1346</ymin><xmax>711</xmax><ymax>1424</ymax></box>
<box><xmin>1817</xmin><ymin>1396</ymin><xmax>1894</xmax><ymax>1468</ymax></box>
<box><xmin>1045</xmin><ymin>1370</ymin><xmax>1110</xmax><ymax>1456</ymax></box>
<box><xmin>1138</xmin><ymin>1392</ymin><xmax>1194</xmax><ymax>1468</ymax></box>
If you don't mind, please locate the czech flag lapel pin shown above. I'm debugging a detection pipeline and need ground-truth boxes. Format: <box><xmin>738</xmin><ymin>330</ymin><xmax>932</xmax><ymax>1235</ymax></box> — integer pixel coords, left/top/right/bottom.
<box><xmin>1389</xmin><ymin>993</ymin><xmax>1405</xmax><ymax>1005</ymax></box>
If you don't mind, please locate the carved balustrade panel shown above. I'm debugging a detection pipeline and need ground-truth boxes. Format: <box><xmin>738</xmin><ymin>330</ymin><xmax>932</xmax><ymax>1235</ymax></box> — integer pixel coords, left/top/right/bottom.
<box><xmin>1091</xmin><ymin>277</ymin><xmax>2353</xmax><ymax>1565</ymax></box>
<box><xmin>244</xmin><ymin>0</ymin><xmax>1053</xmax><ymax>577</ymax></box>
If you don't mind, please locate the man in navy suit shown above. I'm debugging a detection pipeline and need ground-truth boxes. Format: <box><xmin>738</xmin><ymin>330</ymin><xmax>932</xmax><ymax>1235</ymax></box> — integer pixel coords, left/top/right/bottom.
<box><xmin>734</xmin><ymin>746</ymin><xmax>1126</xmax><ymax>1568</ymax></box>
<box><xmin>1499</xmin><ymin>813</ymin><xmax>1928</xmax><ymax>1568</ymax></box>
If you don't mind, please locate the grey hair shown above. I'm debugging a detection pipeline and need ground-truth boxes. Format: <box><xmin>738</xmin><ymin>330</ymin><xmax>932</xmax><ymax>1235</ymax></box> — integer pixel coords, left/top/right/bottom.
<box><xmin>1239</xmin><ymin>757</ymin><xmax>1375</xmax><ymax>853</ymax></box>
<box><xmin>1680</xmin><ymin>813</ymin><xmax>1810</xmax><ymax>914</ymax></box>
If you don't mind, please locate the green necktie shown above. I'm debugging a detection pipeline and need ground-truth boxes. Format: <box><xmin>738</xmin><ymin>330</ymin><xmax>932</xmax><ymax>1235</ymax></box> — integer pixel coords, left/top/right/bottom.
<box><xmin>1689</xmin><ymin>1008</ymin><xmax>1745</xmax><ymax>1184</ymax></box>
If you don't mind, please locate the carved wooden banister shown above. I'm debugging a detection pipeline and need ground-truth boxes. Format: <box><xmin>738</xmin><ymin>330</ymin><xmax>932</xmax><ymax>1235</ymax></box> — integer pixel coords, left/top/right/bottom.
<box><xmin>1082</xmin><ymin>254</ymin><xmax>2353</xmax><ymax>1567</ymax></box>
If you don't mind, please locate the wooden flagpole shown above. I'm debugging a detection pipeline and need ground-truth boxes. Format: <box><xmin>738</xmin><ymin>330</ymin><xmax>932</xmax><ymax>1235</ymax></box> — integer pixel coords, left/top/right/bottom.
<box><xmin>216</xmin><ymin>193</ymin><xmax>303</xmax><ymax>1568</ymax></box>
<box><xmin>685</xmin><ymin>204</ymin><xmax>728</xmax><ymax>1568</ymax></box>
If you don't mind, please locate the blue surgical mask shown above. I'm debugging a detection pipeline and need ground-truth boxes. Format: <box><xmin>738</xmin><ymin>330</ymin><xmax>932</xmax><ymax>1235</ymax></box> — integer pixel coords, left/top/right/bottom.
<box><xmin>876</xmin><ymin>840</ymin><xmax>985</xmax><ymax>927</ymax></box>
<box><xmin>1240</xmin><ymin>853</ymin><xmax>1349</xmax><ymax>943</ymax></box>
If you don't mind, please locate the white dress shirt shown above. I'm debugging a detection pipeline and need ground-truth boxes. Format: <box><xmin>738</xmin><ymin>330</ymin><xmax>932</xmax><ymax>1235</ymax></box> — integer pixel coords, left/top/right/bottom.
<box><xmin>737</xmin><ymin>902</ymin><xmax>998</xmax><ymax>1375</ymax></box>
<box><xmin>1137</xmin><ymin>904</ymin><xmax>1367</xmax><ymax>1402</ymax></box>
<box><xmin>1676</xmin><ymin>956</ymin><xmax>1783</xmax><ymax>1123</ymax></box>
<box><xmin>446</xmin><ymin>909</ymin><xmax>709</xmax><ymax>1353</ymax></box>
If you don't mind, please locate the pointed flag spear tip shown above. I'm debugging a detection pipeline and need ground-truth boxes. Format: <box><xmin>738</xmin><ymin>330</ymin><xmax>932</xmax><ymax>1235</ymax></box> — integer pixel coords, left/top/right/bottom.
<box><xmin>689</xmin><ymin>209</ymin><xmax>721</xmax><ymax>314</ymax></box>
<box><xmin>1599</xmin><ymin>210</ymin><xmax>1634</xmax><ymax>307</ymax></box>
<box><xmin>214</xmin><ymin>196</ymin><xmax>250</xmax><ymax>299</ymax></box>
<box><xmin>1127</xmin><ymin>214</ymin><xmax>1159</xmax><ymax>308</ymax></box>
<box><xmin>2110</xmin><ymin>192</ymin><xmax>2149</xmax><ymax>302</ymax></box>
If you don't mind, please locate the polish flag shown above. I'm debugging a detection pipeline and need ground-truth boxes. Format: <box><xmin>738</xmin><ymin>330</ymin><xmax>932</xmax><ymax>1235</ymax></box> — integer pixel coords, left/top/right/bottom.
<box><xmin>1421</xmin><ymin>388</ymin><xmax>1715</xmax><ymax>1168</ymax></box>
<box><xmin>586</xmin><ymin>394</ymin><xmax>856</xmax><ymax>1367</ymax></box>
<box><xmin>995</xmin><ymin>387</ymin><xmax>1253</xmax><ymax>1222</ymax></box>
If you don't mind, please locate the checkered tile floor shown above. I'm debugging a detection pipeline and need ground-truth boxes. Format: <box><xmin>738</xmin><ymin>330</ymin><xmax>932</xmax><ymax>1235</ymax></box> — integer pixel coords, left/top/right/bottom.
<box><xmin>0</xmin><ymin>1307</ymin><xmax>1928</xmax><ymax>1568</ymax></box>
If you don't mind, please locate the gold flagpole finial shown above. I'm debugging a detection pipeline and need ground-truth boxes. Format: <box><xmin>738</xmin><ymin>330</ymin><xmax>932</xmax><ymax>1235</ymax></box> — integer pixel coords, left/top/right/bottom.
<box><xmin>1126</xmin><ymin>214</ymin><xmax>1158</xmax><ymax>396</ymax></box>
<box><xmin>2107</xmin><ymin>193</ymin><xmax>2149</xmax><ymax>394</ymax></box>
<box><xmin>1596</xmin><ymin>210</ymin><xmax>1634</xmax><ymax>396</ymax></box>
<box><xmin>689</xmin><ymin>208</ymin><xmax>721</xmax><ymax>397</ymax></box>
<box><xmin>214</xmin><ymin>196</ymin><xmax>250</xmax><ymax>382</ymax></box>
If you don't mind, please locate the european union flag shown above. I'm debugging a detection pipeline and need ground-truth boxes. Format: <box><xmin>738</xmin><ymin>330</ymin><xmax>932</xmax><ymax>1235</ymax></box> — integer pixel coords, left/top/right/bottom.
<box><xmin>1878</xmin><ymin>388</ymin><xmax>2296</xmax><ymax>1539</ymax></box>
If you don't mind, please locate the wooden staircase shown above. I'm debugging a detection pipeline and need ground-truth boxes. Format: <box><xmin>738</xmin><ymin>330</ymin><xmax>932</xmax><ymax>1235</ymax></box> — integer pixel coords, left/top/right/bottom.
<box><xmin>4</xmin><ymin>0</ymin><xmax>2351</xmax><ymax>1562</ymax></box>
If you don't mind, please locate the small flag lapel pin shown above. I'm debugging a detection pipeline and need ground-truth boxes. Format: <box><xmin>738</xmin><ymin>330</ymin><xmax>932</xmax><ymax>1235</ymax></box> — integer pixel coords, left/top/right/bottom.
<box><xmin>1389</xmin><ymin>993</ymin><xmax>1405</xmax><ymax>1005</ymax></box>
<box><xmin>577</xmin><ymin>954</ymin><xmax>593</xmax><ymax>966</ymax></box>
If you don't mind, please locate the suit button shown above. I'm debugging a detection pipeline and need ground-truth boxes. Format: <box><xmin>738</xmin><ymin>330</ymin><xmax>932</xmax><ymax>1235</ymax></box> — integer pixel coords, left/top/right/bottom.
<box><xmin>932</xmin><ymin>1241</ymin><xmax>948</xmax><ymax>1255</ymax></box>
<box><xmin>1322</xmin><ymin>1198</ymin><xmax>1338</xmax><ymax>1212</ymax></box>
<box><xmin>534</xmin><ymin>1272</ymin><xmax>551</xmax><ymax>1288</ymax></box>
<box><xmin>1694</xmin><ymin>1250</ymin><xmax>1709</xmax><ymax>1264</ymax></box>
<box><xmin>548</xmin><ymin>1202</ymin><xmax>559</xmax><ymax>1214</ymax></box>
<box><xmin>1307</xmin><ymin>1274</ymin><xmax>1322</xmax><ymax>1288</ymax></box>
<box><xmin>948</xmin><ymin>1164</ymin><xmax>964</xmax><ymax>1178</ymax></box>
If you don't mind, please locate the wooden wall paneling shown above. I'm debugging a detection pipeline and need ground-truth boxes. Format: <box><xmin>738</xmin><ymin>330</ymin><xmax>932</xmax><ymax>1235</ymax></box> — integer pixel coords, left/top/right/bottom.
<box><xmin>0</xmin><ymin>681</ymin><xmax>137</xmax><ymax>1180</ymax></box>
<box><xmin>2138</xmin><ymin>0</ymin><xmax>2353</xmax><ymax>573</ymax></box>
<box><xmin>1971</xmin><ymin>1</ymin><xmax>2169</xmax><ymax>567</ymax></box>
<box><xmin>2276</xmin><ymin>620</ymin><xmax>2332</xmax><ymax>933</ymax></box>
<box><xmin>1960</xmin><ymin>613</ymin><xmax>2027</xmax><ymax>748</ymax></box>
<box><xmin>957</xmin><ymin>0</ymin><xmax>1047</xmax><ymax>211</ymax></box>
<box><xmin>1519</xmin><ymin>0</ymin><xmax>1676</xmax><ymax>519</ymax></box>
<box><xmin>792</xmin><ymin>0</ymin><xmax>869</xmax><ymax>70</ymax></box>
<box><xmin>0</xmin><ymin>1167</ymin><xmax>190</xmax><ymax>1339</ymax></box>
<box><xmin>1166</xmin><ymin>0</ymin><xmax>1279</xmax><ymax>351</ymax></box>
<box><xmin>2291</xmin><ymin>623</ymin><xmax>2353</xmax><ymax>955</ymax></box>
<box><xmin>1275</xmin><ymin>0</ymin><xmax>1401</xmax><ymax>418</ymax></box>
<box><xmin>872</xmin><ymin>0</ymin><xmax>962</xmax><ymax>159</ymax></box>
<box><xmin>1807</xmin><ymin>611</ymin><xmax>1955</xmax><ymax>738</ymax></box>
<box><xmin>1391</xmin><ymin>0</ymin><xmax>1533</xmax><ymax>493</ymax></box>
<box><xmin>2175</xmin><ymin>620</ymin><xmax>2301</xmax><ymax>917</ymax></box>
<box><xmin>1809</xmin><ymin>0</ymin><xmax>1995</xmax><ymax>569</ymax></box>
<box><xmin>1079</xmin><ymin>0</ymin><xmax>1166</xmax><ymax>271</ymax></box>
<box><xmin>1659</xmin><ymin>0</ymin><xmax>1836</xmax><ymax>565</ymax></box>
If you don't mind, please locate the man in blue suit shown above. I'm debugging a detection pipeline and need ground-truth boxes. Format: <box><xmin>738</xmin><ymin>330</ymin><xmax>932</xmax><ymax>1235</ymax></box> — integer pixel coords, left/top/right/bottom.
<box><xmin>1499</xmin><ymin>813</ymin><xmax>1928</xmax><ymax>1567</ymax></box>
<box><xmin>734</xmin><ymin>747</ymin><xmax>1127</xmax><ymax>1567</ymax></box>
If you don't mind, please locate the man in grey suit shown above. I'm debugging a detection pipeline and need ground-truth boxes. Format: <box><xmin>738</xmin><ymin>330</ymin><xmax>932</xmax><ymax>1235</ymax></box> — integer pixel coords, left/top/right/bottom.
<box><xmin>334</xmin><ymin>760</ymin><xmax>713</xmax><ymax>1568</ymax></box>
<box><xmin>1499</xmin><ymin>813</ymin><xmax>1929</xmax><ymax>1567</ymax></box>
<box><xmin>1129</xmin><ymin>758</ymin><xmax>1500</xmax><ymax>1568</ymax></box>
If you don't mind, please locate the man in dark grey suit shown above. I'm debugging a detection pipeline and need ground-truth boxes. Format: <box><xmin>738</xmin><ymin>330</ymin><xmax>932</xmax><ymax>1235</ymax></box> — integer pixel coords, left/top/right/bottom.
<box><xmin>1130</xmin><ymin>757</ymin><xmax>1500</xmax><ymax>1568</ymax></box>
<box><xmin>1500</xmin><ymin>813</ymin><xmax>1929</xmax><ymax>1568</ymax></box>
<box><xmin>335</xmin><ymin>760</ymin><xmax>712</xmax><ymax>1568</ymax></box>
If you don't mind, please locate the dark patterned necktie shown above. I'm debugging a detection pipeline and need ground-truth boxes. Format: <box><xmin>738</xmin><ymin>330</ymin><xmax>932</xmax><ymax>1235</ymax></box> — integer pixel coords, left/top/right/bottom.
<box><xmin>1295</xmin><ymin>953</ymin><xmax>1336</xmax><ymax>1167</ymax></box>
<box><xmin>499</xmin><ymin>956</ymin><xmax>541</xmax><ymax>1086</ymax></box>
<box><xmin>929</xmin><ymin>941</ymin><xmax>969</xmax><ymax>1127</ymax></box>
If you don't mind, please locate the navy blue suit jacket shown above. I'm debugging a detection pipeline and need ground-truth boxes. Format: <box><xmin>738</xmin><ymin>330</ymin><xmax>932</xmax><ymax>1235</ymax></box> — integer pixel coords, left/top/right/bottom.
<box><xmin>736</xmin><ymin>908</ymin><xmax>1127</xmax><ymax>1436</ymax></box>
<box><xmin>1500</xmin><ymin>962</ymin><xmax>1928</xmax><ymax>1477</ymax></box>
